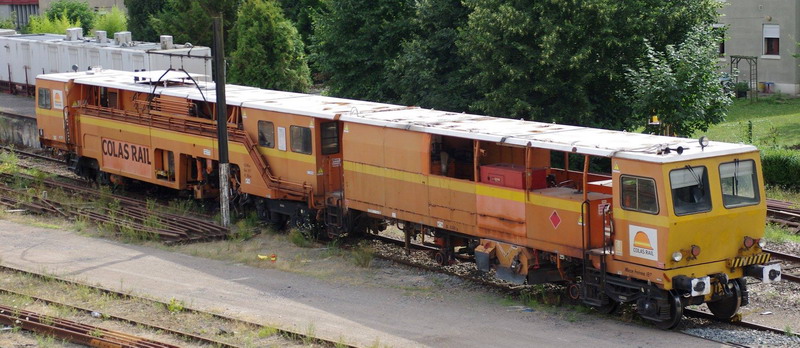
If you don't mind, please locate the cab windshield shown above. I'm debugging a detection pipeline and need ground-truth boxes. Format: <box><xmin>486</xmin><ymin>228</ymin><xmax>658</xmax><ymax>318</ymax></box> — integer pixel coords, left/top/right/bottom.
<box><xmin>719</xmin><ymin>159</ymin><xmax>760</xmax><ymax>208</ymax></box>
<box><xmin>670</xmin><ymin>166</ymin><xmax>711</xmax><ymax>215</ymax></box>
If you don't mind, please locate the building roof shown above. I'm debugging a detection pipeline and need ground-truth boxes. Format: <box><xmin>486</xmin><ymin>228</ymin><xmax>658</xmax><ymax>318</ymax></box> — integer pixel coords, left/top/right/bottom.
<box><xmin>38</xmin><ymin>69</ymin><xmax>757</xmax><ymax>163</ymax></box>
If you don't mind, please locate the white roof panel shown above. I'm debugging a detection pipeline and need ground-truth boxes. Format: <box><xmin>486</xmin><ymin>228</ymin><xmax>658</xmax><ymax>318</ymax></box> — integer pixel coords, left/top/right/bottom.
<box><xmin>37</xmin><ymin>69</ymin><xmax>757</xmax><ymax>163</ymax></box>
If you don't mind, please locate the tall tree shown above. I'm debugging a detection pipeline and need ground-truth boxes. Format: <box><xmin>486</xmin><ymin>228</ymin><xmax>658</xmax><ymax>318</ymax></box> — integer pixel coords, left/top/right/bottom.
<box><xmin>228</xmin><ymin>0</ymin><xmax>312</xmax><ymax>92</ymax></box>
<box><xmin>388</xmin><ymin>0</ymin><xmax>474</xmax><ymax>112</ymax></box>
<box><xmin>276</xmin><ymin>0</ymin><xmax>328</xmax><ymax>46</ymax></box>
<box><xmin>124</xmin><ymin>0</ymin><xmax>163</xmax><ymax>41</ymax></box>
<box><xmin>311</xmin><ymin>0</ymin><xmax>415</xmax><ymax>102</ymax></box>
<box><xmin>45</xmin><ymin>0</ymin><xmax>95</xmax><ymax>35</ymax></box>
<box><xmin>624</xmin><ymin>26</ymin><xmax>731</xmax><ymax>137</ymax></box>
<box><xmin>149</xmin><ymin>0</ymin><xmax>240</xmax><ymax>51</ymax></box>
<box><xmin>457</xmin><ymin>0</ymin><xmax>720</xmax><ymax>130</ymax></box>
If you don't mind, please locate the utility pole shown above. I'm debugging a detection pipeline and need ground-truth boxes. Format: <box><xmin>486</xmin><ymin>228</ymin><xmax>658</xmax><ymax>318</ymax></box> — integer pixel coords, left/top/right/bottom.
<box><xmin>213</xmin><ymin>16</ymin><xmax>230</xmax><ymax>228</ymax></box>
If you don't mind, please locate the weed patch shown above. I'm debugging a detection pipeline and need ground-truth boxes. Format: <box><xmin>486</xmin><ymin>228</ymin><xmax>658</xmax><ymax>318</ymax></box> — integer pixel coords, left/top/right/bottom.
<box><xmin>288</xmin><ymin>228</ymin><xmax>312</xmax><ymax>247</ymax></box>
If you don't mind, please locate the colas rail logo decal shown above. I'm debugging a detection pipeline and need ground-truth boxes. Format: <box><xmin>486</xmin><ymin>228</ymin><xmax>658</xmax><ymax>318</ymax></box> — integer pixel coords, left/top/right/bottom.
<box><xmin>629</xmin><ymin>225</ymin><xmax>658</xmax><ymax>261</ymax></box>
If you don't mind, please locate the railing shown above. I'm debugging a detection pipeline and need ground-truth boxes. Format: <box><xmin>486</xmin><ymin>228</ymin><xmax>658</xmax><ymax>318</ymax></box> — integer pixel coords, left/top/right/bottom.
<box><xmin>76</xmin><ymin>104</ymin><xmax>313</xmax><ymax>202</ymax></box>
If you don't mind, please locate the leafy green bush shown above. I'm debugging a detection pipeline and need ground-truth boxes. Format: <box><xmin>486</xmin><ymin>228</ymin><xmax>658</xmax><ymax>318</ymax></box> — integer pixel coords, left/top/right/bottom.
<box><xmin>27</xmin><ymin>10</ymin><xmax>80</xmax><ymax>34</ymax></box>
<box><xmin>0</xmin><ymin>15</ymin><xmax>15</xmax><ymax>29</ymax></box>
<box><xmin>45</xmin><ymin>0</ymin><xmax>95</xmax><ymax>34</ymax></box>
<box><xmin>93</xmin><ymin>6</ymin><xmax>127</xmax><ymax>35</ymax></box>
<box><xmin>761</xmin><ymin>148</ymin><xmax>800</xmax><ymax>190</ymax></box>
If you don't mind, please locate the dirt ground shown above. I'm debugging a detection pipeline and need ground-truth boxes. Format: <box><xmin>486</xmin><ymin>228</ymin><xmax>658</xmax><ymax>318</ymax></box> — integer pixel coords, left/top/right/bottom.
<box><xmin>0</xmin><ymin>215</ymin><xmax>723</xmax><ymax>348</ymax></box>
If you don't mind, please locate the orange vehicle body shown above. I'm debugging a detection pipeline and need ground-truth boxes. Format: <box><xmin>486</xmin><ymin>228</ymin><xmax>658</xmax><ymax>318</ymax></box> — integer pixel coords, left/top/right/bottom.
<box><xmin>35</xmin><ymin>69</ymin><xmax>780</xmax><ymax>328</ymax></box>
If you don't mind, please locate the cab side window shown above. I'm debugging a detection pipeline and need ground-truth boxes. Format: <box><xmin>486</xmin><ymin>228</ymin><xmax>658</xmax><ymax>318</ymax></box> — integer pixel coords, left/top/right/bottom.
<box><xmin>620</xmin><ymin>175</ymin><xmax>659</xmax><ymax>214</ymax></box>
<box><xmin>38</xmin><ymin>88</ymin><xmax>51</xmax><ymax>109</ymax></box>
<box><xmin>290</xmin><ymin>125</ymin><xmax>312</xmax><ymax>154</ymax></box>
<box><xmin>258</xmin><ymin>121</ymin><xmax>275</xmax><ymax>148</ymax></box>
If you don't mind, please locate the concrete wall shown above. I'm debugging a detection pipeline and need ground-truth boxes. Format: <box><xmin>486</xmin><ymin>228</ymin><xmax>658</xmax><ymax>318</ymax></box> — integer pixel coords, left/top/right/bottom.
<box><xmin>0</xmin><ymin>113</ymin><xmax>39</xmax><ymax>149</ymax></box>
<box><xmin>720</xmin><ymin>0</ymin><xmax>800</xmax><ymax>94</ymax></box>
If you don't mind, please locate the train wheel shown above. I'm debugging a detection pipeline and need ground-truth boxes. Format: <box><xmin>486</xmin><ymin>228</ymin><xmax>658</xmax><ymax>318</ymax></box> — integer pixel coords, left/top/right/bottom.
<box><xmin>593</xmin><ymin>297</ymin><xmax>619</xmax><ymax>314</ymax></box>
<box><xmin>566</xmin><ymin>283</ymin><xmax>581</xmax><ymax>303</ymax></box>
<box><xmin>653</xmin><ymin>291</ymin><xmax>683</xmax><ymax>330</ymax></box>
<box><xmin>706</xmin><ymin>279</ymin><xmax>742</xmax><ymax>321</ymax></box>
<box><xmin>433</xmin><ymin>251</ymin><xmax>450</xmax><ymax>266</ymax></box>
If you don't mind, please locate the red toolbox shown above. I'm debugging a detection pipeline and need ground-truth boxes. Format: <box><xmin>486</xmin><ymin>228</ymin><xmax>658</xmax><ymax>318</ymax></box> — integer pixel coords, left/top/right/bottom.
<box><xmin>480</xmin><ymin>164</ymin><xmax>547</xmax><ymax>190</ymax></box>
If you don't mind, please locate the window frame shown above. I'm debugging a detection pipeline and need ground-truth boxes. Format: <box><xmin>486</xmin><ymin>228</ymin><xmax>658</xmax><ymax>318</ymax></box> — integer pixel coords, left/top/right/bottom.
<box><xmin>619</xmin><ymin>175</ymin><xmax>660</xmax><ymax>215</ymax></box>
<box><xmin>290</xmin><ymin>125</ymin><xmax>312</xmax><ymax>155</ymax></box>
<box><xmin>763</xmin><ymin>24</ymin><xmax>780</xmax><ymax>56</ymax></box>
<box><xmin>718</xmin><ymin>159</ymin><xmax>760</xmax><ymax>209</ymax></box>
<box><xmin>669</xmin><ymin>165</ymin><xmax>712</xmax><ymax>216</ymax></box>
<box><xmin>712</xmin><ymin>23</ymin><xmax>726</xmax><ymax>57</ymax></box>
<box><xmin>257</xmin><ymin>120</ymin><xmax>275</xmax><ymax>148</ymax></box>
<box><xmin>320</xmin><ymin>121</ymin><xmax>340</xmax><ymax>155</ymax></box>
<box><xmin>38</xmin><ymin>87</ymin><xmax>51</xmax><ymax>109</ymax></box>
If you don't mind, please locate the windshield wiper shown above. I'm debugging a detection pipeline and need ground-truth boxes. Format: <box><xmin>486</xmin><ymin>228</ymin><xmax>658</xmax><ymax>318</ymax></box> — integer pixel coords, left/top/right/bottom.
<box><xmin>685</xmin><ymin>165</ymin><xmax>703</xmax><ymax>189</ymax></box>
<box><xmin>732</xmin><ymin>159</ymin><xmax>740</xmax><ymax>196</ymax></box>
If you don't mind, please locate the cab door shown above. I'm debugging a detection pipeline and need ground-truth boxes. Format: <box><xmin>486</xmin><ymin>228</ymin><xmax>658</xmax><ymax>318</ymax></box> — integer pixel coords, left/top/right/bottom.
<box><xmin>319</xmin><ymin>120</ymin><xmax>343</xmax><ymax>194</ymax></box>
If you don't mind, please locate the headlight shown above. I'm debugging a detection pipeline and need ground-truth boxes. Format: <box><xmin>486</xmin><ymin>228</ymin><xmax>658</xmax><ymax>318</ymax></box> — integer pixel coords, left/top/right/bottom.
<box><xmin>758</xmin><ymin>238</ymin><xmax>767</xmax><ymax>248</ymax></box>
<box><xmin>672</xmin><ymin>251</ymin><xmax>683</xmax><ymax>262</ymax></box>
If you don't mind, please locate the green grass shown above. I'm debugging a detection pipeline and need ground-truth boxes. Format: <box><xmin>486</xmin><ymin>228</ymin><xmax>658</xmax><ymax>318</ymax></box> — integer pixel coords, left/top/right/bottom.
<box><xmin>766</xmin><ymin>186</ymin><xmax>800</xmax><ymax>204</ymax></box>
<box><xmin>698</xmin><ymin>96</ymin><xmax>800</xmax><ymax>147</ymax></box>
<box><xmin>726</xmin><ymin>96</ymin><xmax>800</xmax><ymax>122</ymax></box>
<box><xmin>764</xmin><ymin>223</ymin><xmax>800</xmax><ymax>244</ymax></box>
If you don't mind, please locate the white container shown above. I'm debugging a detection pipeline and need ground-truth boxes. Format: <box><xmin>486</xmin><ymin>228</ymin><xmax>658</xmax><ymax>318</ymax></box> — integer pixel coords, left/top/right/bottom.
<box><xmin>0</xmin><ymin>32</ymin><xmax>212</xmax><ymax>86</ymax></box>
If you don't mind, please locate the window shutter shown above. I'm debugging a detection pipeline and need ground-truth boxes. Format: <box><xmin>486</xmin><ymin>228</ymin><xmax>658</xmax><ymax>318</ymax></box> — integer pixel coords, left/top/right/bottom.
<box><xmin>763</xmin><ymin>24</ymin><xmax>780</xmax><ymax>38</ymax></box>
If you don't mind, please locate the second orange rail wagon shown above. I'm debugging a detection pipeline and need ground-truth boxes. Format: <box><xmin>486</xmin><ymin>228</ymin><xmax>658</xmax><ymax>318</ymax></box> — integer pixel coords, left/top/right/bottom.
<box><xmin>35</xmin><ymin>68</ymin><xmax>782</xmax><ymax>329</ymax></box>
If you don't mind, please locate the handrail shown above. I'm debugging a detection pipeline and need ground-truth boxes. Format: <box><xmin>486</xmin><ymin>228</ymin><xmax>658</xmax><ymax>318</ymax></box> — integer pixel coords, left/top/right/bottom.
<box><xmin>76</xmin><ymin>105</ymin><xmax>313</xmax><ymax>202</ymax></box>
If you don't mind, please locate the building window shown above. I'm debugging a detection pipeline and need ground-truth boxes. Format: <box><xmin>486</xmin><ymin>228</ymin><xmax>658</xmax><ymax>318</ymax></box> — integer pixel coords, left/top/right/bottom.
<box><xmin>290</xmin><ymin>125</ymin><xmax>312</xmax><ymax>155</ymax></box>
<box><xmin>712</xmin><ymin>24</ymin><xmax>725</xmax><ymax>56</ymax></box>
<box><xmin>620</xmin><ymin>176</ymin><xmax>659</xmax><ymax>214</ymax></box>
<box><xmin>763</xmin><ymin>24</ymin><xmax>780</xmax><ymax>55</ymax></box>
<box><xmin>258</xmin><ymin>121</ymin><xmax>275</xmax><ymax>148</ymax></box>
<box><xmin>37</xmin><ymin>88</ymin><xmax>51</xmax><ymax>109</ymax></box>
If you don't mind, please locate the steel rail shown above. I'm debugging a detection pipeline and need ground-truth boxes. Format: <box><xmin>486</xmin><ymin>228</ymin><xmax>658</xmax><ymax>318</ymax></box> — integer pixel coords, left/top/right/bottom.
<box><xmin>0</xmin><ymin>304</ymin><xmax>178</xmax><ymax>348</ymax></box>
<box><xmin>764</xmin><ymin>249</ymin><xmax>800</xmax><ymax>264</ymax></box>
<box><xmin>0</xmin><ymin>145</ymin><xmax>63</xmax><ymax>163</ymax></box>
<box><xmin>0</xmin><ymin>285</ymin><xmax>234</xmax><ymax>348</ymax></box>
<box><xmin>683</xmin><ymin>308</ymin><xmax>791</xmax><ymax>336</ymax></box>
<box><xmin>0</xmin><ymin>264</ymin><xmax>353</xmax><ymax>348</ymax></box>
<box><xmin>763</xmin><ymin>248</ymin><xmax>800</xmax><ymax>284</ymax></box>
<box><xmin>0</xmin><ymin>171</ymin><xmax>229</xmax><ymax>242</ymax></box>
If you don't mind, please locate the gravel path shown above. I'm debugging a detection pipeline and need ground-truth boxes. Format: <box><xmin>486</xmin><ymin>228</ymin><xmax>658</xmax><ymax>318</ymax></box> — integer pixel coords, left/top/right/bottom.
<box><xmin>0</xmin><ymin>219</ymin><xmax>720</xmax><ymax>348</ymax></box>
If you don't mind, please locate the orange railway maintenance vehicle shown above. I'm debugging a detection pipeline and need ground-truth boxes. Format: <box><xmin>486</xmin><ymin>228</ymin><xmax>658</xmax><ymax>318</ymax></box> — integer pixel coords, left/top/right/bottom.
<box><xmin>35</xmin><ymin>69</ymin><xmax>782</xmax><ymax>328</ymax></box>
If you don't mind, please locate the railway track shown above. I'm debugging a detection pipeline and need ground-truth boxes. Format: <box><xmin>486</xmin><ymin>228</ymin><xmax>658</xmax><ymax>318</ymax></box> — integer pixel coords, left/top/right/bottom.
<box><xmin>764</xmin><ymin>248</ymin><xmax>800</xmax><ymax>283</ymax></box>
<box><xmin>0</xmin><ymin>145</ymin><xmax>63</xmax><ymax>163</ymax></box>
<box><xmin>766</xmin><ymin>198</ymin><xmax>800</xmax><ymax>233</ymax></box>
<box><xmin>0</xmin><ymin>164</ymin><xmax>229</xmax><ymax>243</ymax></box>
<box><xmin>684</xmin><ymin>308</ymin><xmax>790</xmax><ymax>336</ymax></box>
<box><xmin>0</xmin><ymin>264</ymin><xmax>350</xmax><ymax>348</ymax></box>
<box><xmin>0</xmin><ymin>303</ymin><xmax>181</xmax><ymax>348</ymax></box>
